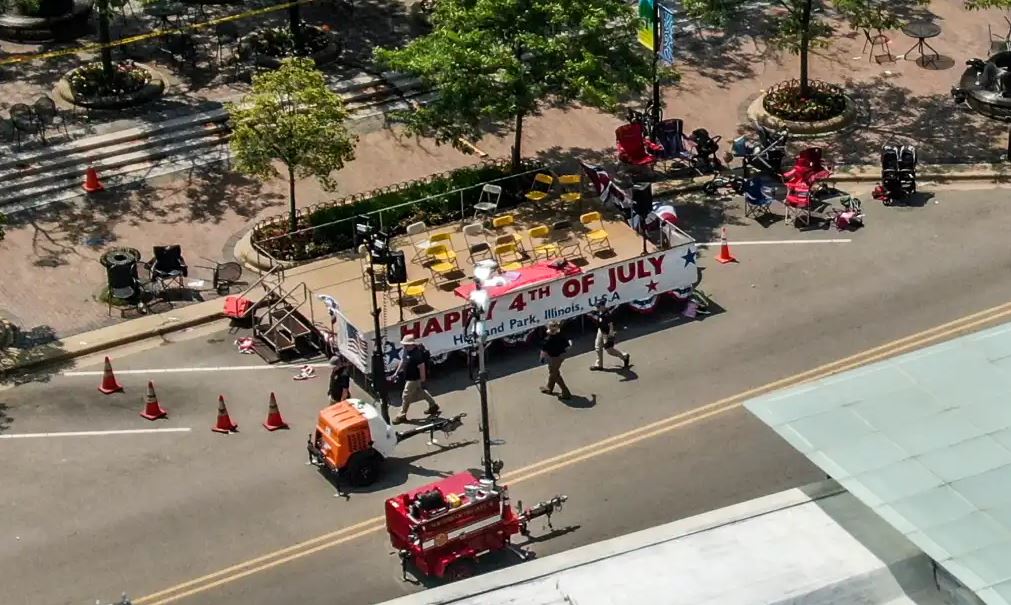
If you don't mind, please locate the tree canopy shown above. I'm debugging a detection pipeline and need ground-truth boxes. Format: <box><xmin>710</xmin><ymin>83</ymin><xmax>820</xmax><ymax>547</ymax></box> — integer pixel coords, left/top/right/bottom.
<box><xmin>375</xmin><ymin>0</ymin><xmax>655</xmax><ymax>170</ymax></box>
<box><xmin>228</xmin><ymin>58</ymin><xmax>357</xmax><ymax>232</ymax></box>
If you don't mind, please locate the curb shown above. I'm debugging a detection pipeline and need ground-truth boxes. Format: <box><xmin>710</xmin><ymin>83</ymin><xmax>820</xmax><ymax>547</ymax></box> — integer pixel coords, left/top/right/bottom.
<box><xmin>1</xmin><ymin>306</ymin><xmax>224</xmax><ymax>375</ymax></box>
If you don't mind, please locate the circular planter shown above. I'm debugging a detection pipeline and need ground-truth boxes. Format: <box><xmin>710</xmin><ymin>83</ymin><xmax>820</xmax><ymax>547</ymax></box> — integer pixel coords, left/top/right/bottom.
<box><xmin>55</xmin><ymin>62</ymin><xmax>166</xmax><ymax>109</ymax></box>
<box><xmin>252</xmin><ymin>38</ymin><xmax>341</xmax><ymax>69</ymax></box>
<box><xmin>747</xmin><ymin>91</ymin><xmax>857</xmax><ymax>137</ymax></box>
<box><xmin>0</xmin><ymin>0</ymin><xmax>92</xmax><ymax>41</ymax></box>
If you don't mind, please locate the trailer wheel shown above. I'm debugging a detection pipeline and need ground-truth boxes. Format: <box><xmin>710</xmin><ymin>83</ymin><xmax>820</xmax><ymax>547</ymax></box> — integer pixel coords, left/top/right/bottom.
<box><xmin>444</xmin><ymin>559</ymin><xmax>475</xmax><ymax>582</ymax></box>
<box><xmin>345</xmin><ymin>448</ymin><xmax>383</xmax><ymax>487</ymax></box>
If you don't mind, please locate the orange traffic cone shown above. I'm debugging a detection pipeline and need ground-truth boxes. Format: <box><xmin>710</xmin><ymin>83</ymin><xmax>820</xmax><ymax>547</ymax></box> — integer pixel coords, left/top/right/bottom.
<box><xmin>714</xmin><ymin>227</ymin><xmax>737</xmax><ymax>264</ymax></box>
<box><xmin>98</xmin><ymin>356</ymin><xmax>124</xmax><ymax>394</ymax></box>
<box><xmin>212</xmin><ymin>395</ymin><xmax>238</xmax><ymax>434</ymax></box>
<box><xmin>83</xmin><ymin>166</ymin><xmax>104</xmax><ymax>193</ymax></box>
<box><xmin>140</xmin><ymin>381</ymin><xmax>168</xmax><ymax>421</ymax></box>
<box><xmin>262</xmin><ymin>392</ymin><xmax>289</xmax><ymax>431</ymax></box>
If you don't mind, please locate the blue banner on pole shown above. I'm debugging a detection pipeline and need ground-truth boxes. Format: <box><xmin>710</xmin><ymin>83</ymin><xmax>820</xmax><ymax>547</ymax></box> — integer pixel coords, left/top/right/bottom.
<box><xmin>659</xmin><ymin>4</ymin><xmax>675</xmax><ymax>65</ymax></box>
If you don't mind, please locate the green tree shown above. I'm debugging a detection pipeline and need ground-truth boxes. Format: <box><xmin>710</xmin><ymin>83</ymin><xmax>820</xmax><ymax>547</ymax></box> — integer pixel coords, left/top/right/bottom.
<box><xmin>964</xmin><ymin>0</ymin><xmax>1011</xmax><ymax>8</ymax></box>
<box><xmin>375</xmin><ymin>0</ymin><xmax>654</xmax><ymax>171</ymax></box>
<box><xmin>228</xmin><ymin>57</ymin><xmax>357</xmax><ymax>232</ymax></box>
<box><xmin>683</xmin><ymin>0</ymin><xmax>925</xmax><ymax>97</ymax></box>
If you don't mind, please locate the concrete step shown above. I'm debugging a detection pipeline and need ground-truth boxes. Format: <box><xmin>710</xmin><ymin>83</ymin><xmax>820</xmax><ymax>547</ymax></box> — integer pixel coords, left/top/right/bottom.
<box><xmin>0</xmin><ymin>108</ymin><xmax>229</xmax><ymax>175</ymax></box>
<box><xmin>0</xmin><ymin>133</ymin><xmax>231</xmax><ymax>212</ymax></box>
<box><xmin>2</xmin><ymin>143</ymin><xmax>231</xmax><ymax>215</ymax></box>
<box><xmin>0</xmin><ymin>126</ymin><xmax>230</xmax><ymax>197</ymax></box>
<box><xmin>1</xmin><ymin>121</ymin><xmax>230</xmax><ymax>185</ymax></box>
<box><xmin>1</xmin><ymin>79</ymin><xmax>431</xmax><ymax>214</ymax></box>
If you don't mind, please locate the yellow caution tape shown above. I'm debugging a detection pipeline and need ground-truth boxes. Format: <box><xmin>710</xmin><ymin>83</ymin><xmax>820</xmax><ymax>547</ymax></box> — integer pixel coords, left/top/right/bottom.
<box><xmin>0</xmin><ymin>0</ymin><xmax>318</xmax><ymax>66</ymax></box>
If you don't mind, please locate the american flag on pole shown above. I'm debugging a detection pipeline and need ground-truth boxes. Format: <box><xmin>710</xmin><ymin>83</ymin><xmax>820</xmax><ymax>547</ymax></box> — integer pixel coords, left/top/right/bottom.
<box><xmin>344</xmin><ymin>322</ymin><xmax>369</xmax><ymax>368</ymax></box>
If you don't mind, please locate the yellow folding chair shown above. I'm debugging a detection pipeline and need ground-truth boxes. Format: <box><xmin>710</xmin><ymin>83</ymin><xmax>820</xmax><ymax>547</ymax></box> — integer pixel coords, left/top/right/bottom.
<box><xmin>559</xmin><ymin>174</ymin><xmax>583</xmax><ymax>205</ymax></box>
<box><xmin>493</xmin><ymin>242</ymin><xmax>525</xmax><ymax>271</ymax></box>
<box><xmin>580</xmin><ymin>211</ymin><xmax>612</xmax><ymax>254</ymax></box>
<box><xmin>425</xmin><ymin>243</ymin><xmax>460</xmax><ymax>284</ymax></box>
<box><xmin>527</xmin><ymin>224</ymin><xmax>559</xmax><ymax>260</ymax></box>
<box><xmin>406</xmin><ymin>221</ymin><xmax>431</xmax><ymax>264</ymax></box>
<box><xmin>399</xmin><ymin>277</ymin><xmax>429</xmax><ymax>307</ymax></box>
<box><xmin>358</xmin><ymin>244</ymin><xmax>387</xmax><ymax>289</ymax></box>
<box><xmin>525</xmin><ymin>173</ymin><xmax>554</xmax><ymax>203</ymax></box>
<box><xmin>492</xmin><ymin>214</ymin><xmax>526</xmax><ymax>252</ymax></box>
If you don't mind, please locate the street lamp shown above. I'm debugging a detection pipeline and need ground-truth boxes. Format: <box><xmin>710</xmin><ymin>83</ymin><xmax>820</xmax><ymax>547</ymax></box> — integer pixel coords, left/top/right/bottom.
<box><xmin>356</xmin><ymin>221</ymin><xmax>392</xmax><ymax>423</ymax></box>
<box><xmin>466</xmin><ymin>259</ymin><xmax>504</xmax><ymax>484</ymax></box>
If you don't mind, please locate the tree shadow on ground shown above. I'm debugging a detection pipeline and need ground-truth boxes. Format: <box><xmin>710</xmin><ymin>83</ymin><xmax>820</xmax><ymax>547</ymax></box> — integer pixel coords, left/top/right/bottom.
<box><xmin>5</xmin><ymin>166</ymin><xmax>282</xmax><ymax>266</ymax></box>
<box><xmin>0</xmin><ymin>326</ymin><xmax>73</xmax><ymax>386</ymax></box>
<box><xmin>821</xmin><ymin>75</ymin><xmax>1006</xmax><ymax>165</ymax></box>
<box><xmin>0</xmin><ymin>403</ymin><xmax>10</xmax><ymax>433</ymax></box>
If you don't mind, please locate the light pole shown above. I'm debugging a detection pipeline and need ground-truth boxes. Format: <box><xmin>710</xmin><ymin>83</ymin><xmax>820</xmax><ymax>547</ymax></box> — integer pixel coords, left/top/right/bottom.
<box><xmin>467</xmin><ymin>260</ymin><xmax>504</xmax><ymax>484</ymax></box>
<box><xmin>356</xmin><ymin>222</ymin><xmax>392</xmax><ymax>424</ymax></box>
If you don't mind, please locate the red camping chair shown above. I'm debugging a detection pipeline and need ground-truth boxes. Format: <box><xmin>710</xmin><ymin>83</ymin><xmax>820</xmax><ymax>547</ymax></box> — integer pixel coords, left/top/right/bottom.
<box><xmin>784</xmin><ymin>179</ymin><xmax>814</xmax><ymax>227</ymax></box>
<box><xmin>616</xmin><ymin>124</ymin><xmax>663</xmax><ymax>171</ymax></box>
<box><xmin>783</xmin><ymin>147</ymin><xmax>833</xmax><ymax>190</ymax></box>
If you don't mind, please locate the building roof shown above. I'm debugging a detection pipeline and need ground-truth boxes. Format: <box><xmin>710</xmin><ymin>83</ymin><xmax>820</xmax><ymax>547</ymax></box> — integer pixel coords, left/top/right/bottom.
<box><xmin>380</xmin><ymin>481</ymin><xmax>943</xmax><ymax>605</ymax></box>
<box><xmin>746</xmin><ymin>321</ymin><xmax>1011</xmax><ymax>605</ymax></box>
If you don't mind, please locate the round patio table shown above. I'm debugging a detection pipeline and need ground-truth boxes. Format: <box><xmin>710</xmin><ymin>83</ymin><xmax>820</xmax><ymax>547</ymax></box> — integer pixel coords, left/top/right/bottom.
<box><xmin>902</xmin><ymin>21</ymin><xmax>941</xmax><ymax>66</ymax></box>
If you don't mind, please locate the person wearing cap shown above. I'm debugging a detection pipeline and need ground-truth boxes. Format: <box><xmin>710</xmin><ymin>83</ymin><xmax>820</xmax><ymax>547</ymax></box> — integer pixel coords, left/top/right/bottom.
<box><xmin>588</xmin><ymin>301</ymin><xmax>630</xmax><ymax>371</ymax></box>
<box><xmin>539</xmin><ymin>321</ymin><xmax>572</xmax><ymax>400</ymax></box>
<box><xmin>327</xmin><ymin>355</ymin><xmax>350</xmax><ymax>404</ymax></box>
<box><xmin>392</xmin><ymin>335</ymin><xmax>440</xmax><ymax>423</ymax></box>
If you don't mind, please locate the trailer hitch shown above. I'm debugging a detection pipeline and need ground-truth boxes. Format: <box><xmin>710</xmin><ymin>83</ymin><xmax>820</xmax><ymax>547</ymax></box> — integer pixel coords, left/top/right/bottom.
<box><xmin>518</xmin><ymin>495</ymin><xmax>567</xmax><ymax>536</ymax></box>
<box><xmin>395</xmin><ymin>412</ymin><xmax>467</xmax><ymax>446</ymax></box>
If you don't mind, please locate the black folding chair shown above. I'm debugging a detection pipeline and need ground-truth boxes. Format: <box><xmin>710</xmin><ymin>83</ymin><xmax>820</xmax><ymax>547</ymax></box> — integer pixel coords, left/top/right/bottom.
<box><xmin>33</xmin><ymin>96</ymin><xmax>69</xmax><ymax>139</ymax></box>
<box><xmin>10</xmin><ymin>103</ymin><xmax>40</xmax><ymax>148</ymax></box>
<box><xmin>147</xmin><ymin>245</ymin><xmax>189</xmax><ymax>290</ymax></box>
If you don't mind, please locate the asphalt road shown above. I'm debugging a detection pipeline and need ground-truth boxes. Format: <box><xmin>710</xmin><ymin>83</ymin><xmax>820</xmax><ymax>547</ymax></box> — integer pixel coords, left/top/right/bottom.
<box><xmin>5</xmin><ymin>185</ymin><xmax>1011</xmax><ymax>605</ymax></box>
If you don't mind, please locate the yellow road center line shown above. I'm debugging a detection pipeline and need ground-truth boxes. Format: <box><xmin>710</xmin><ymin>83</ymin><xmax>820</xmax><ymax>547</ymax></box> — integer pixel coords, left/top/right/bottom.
<box><xmin>135</xmin><ymin>300</ymin><xmax>1011</xmax><ymax>605</ymax></box>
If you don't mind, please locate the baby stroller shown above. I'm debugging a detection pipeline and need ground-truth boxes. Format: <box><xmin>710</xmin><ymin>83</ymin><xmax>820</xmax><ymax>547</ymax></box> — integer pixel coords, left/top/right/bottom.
<box><xmin>877</xmin><ymin>145</ymin><xmax>917</xmax><ymax>205</ymax></box>
<box><xmin>654</xmin><ymin>118</ymin><xmax>723</xmax><ymax>175</ymax></box>
<box><xmin>730</xmin><ymin>124</ymin><xmax>788</xmax><ymax>178</ymax></box>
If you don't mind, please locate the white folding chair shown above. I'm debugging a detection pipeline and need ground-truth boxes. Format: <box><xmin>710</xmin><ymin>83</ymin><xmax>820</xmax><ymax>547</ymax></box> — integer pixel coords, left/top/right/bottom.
<box><xmin>406</xmin><ymin>221</ymin><xmax>431</xmax><ymax>264</ymax></box>
<box><xmin>473</xmin><ymin>184</ymin><xmax>502</xmax><ymax>221</ymax></box>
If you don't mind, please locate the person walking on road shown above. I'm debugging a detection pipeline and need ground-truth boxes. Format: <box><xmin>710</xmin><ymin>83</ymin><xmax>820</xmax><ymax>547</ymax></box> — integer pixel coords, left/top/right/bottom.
<box><xmin>392</xmin><ymin>335</ymin><xmax>440</xmax><ymax>424</ymax></box>
<box><xmin>589</xmin><ymin>302</ymin><xmax>630</xmax><ymax>371</ymax></box>
<box><xmin>327</xmin><ymin>355</ymin><xmax>351</xmax><ymax>404</ymax></box>
<box><xmin>540</xmin><ymin>321</ymin><xmax>573</xmax><ymax>400</ymax></box>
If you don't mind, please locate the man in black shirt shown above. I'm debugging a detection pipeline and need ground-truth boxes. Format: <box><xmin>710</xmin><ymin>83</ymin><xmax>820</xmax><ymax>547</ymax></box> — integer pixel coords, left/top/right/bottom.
<box><xmin>328</xmin><ymin>356</ymin><xmax>351</xmax><ymax>404</ymax></box>
<box><xmin>588</xmin><ymin>302</ymin><xmax>630</xmax><ymax>371</ymax></box>
<box><xmin>539</xmin><ymin>321</ymin><xmax>572</xmax><ymax>400</ymax></box>
<box><xmin>392</xmin><ymin>335</ymin><xmax>440</xmax><ymax>423</ymax></box>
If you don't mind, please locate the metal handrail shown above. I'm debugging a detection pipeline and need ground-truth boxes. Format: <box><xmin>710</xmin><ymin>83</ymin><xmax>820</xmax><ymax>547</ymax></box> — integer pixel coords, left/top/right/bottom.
<box><xmin>261</xmin><ymin>282</ymin><xmax>311</xmax><ymax>339</ymax></box>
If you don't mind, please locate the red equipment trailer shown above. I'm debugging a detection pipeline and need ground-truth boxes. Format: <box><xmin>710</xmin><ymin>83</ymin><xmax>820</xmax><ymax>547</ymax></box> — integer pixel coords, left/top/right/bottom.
<box><xmin>385</xmin><ymin>471</ymin><xmax>566</xmax><ymax>580</ymax></box>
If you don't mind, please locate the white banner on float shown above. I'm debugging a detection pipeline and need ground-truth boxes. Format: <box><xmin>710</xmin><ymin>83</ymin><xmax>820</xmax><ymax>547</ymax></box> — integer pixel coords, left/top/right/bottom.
<box><xmin>343</xmin><ymin>245</ymin><xmax>699</xmax><ymax>372</ymax></box>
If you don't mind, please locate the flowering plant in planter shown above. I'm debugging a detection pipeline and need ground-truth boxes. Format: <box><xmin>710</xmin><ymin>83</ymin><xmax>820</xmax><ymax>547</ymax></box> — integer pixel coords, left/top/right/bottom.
<box><xmin>249</xmin><ymin>23</ymin><xmax>334</xmax><ymax>58</ymax></box>
<box><xmin>763</xmin><ymin>79</ymin><xmax>846</xmax><ymax>122</ymax></box>
<box><xmin>66</xmin><ymin>60</ymin><xmax>151</xmax><ymax>101</ymax></box>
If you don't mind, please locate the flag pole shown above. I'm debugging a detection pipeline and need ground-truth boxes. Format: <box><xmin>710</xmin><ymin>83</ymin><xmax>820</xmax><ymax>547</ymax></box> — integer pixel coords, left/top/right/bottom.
<box><xmin>651</xmin><ymin>0</ymin><xmax>661</xmax><ymax>138</ymax></box>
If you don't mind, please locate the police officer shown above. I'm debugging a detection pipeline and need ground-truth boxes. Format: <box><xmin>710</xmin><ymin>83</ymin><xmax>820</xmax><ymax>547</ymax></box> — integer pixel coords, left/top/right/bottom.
<box><xmin>392</xmin><ymin>335</ymin><xmax>440</xmax><ymax>423</ymax></box>
<box><xmin>327</xmin><ymin>355</ymin><xmax>351</xmax><ymax>404</ymax></box>
<box><xmin>539</xmin><ymin>321</ymin><xmax>573</xmax><ymax>400</ymax></box>
<box><xmin>588</xmin><ymin>301</ymin><xmax>630</xmax><ymax>371</ymax></box>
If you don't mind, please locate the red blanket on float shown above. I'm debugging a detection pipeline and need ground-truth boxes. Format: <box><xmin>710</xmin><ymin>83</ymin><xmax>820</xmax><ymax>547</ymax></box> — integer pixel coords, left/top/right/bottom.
<box><xmin>454</xmin><ymin>261</ymin><xmax>582</xmax><ymax>300</ymax></box>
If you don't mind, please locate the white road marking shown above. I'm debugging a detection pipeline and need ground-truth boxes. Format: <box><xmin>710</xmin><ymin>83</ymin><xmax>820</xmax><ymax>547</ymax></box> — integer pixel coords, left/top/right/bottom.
<box><xmin>62</xmin><ymin>363</ymin><xmax>330</xmax><ymax>377</ymax></box>
<box><xmin>0</xmin><ymin>428</ymin><xmax>192</xmax><ymax>439</ymax></box>
<box><xmin>698</xmin><ymin>238</ymin><xmax>852</xmax><ymax>246</ymax></box>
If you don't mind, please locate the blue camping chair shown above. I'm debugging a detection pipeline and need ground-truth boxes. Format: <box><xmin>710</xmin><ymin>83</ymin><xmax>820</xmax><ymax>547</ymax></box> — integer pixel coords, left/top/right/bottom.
<box><xmin>743</xmin><ymin>178</ymin><xmax>775</xmax><ymax>219</ymax></box>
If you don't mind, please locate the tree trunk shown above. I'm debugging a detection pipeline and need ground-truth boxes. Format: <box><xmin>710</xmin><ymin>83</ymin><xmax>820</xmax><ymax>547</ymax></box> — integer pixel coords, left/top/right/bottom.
<box><xmin>799</xmin><ymin>0</ymin><xmax>812</xmax><ymax>98</ymax></box>
<box><xmin>511</xmin><ymin>112</ymin><xmax>524</xmax><ymax>172</ymax></box>
<box><xmin>288</xmin><ymin>2</ymin><xmax>304</xmax><ymax>56</ymax></box>
<box><xmin>98</xmin><ymin>0</ymin><xmax>114</xmax><ymax>83</ymax></box>
<box><xmin>288</xmin><ymin>166</ymin><xmax>298</xmax><ymax>232</ymax></box>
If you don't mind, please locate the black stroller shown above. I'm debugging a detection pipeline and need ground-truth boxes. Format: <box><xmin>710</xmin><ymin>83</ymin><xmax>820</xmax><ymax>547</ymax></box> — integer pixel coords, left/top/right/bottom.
<box><xmin>878</xmin><ymin>145</ymin><xmax>917</xmax><ymax>204</ymax></box>
<box><xmin>654</xmin><ymin>119</ymin><xmax>723</xmax><ymax>175</ymax></box>
<box><xmin>731</xmin><ymin>124</ymin><xmax>788</xmax><ymax>178</ymax></box>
